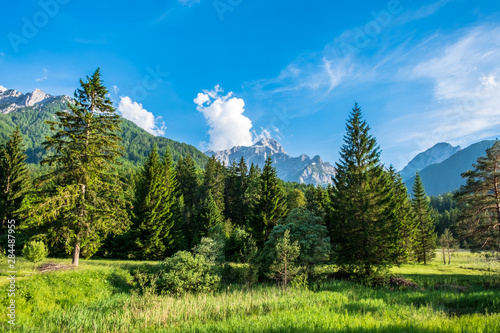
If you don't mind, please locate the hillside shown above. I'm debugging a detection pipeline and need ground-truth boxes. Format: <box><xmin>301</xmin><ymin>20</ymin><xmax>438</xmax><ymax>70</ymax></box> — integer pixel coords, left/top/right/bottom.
<box><xmin>405</xmin><ymin>140</ymin><xmax>495</xmax><ymax>196</ymax></box>
<box><xmin>0</xmin><ymin>90</ymin><xmax>208</xmax><ymax>169</ymax></box>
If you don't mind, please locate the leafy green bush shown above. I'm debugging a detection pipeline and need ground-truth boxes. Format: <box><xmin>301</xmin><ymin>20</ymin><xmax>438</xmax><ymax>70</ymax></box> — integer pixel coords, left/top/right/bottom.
<box><xmin>22</xmin><ymin>240</ymin><xmax>48</xmax><ymax>272</ymax></box>
<box><xmin>157</xmin><ymin>251</ymin><xmax>220</xmax><ymax>295</ymax></box>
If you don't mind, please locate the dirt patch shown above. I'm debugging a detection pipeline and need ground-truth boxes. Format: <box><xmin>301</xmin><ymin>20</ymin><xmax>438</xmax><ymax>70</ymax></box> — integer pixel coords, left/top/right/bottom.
<box><xmin>389</xmin><ymin>277</ymin><xmax>419</xmax><ymax>289</ymax></box>
<box><xmin>37</xmin><ymin>261</ymin><xmax>75</xmax><ymax>273</ymax></box>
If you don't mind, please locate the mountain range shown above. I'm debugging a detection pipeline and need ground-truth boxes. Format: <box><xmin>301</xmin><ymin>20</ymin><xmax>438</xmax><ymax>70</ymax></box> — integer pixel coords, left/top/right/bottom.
<box><xmin>400</xmin><ymin>140</ymin><xmax>495</xmax><ymax>196</ymax></box>
<box><xmin>207</xmin><ymin>138</ymin><xmax>336</xmax><ymax>186</ymax></box>
<box><xmin>1</xmin><ymin>85</ymin><xmax>495</xmax><ymax>192</ymax></box>
<box><xmin>0</xmin><ymin>86</ymin><xmax>208</xmax><ymax>169</ymax></box>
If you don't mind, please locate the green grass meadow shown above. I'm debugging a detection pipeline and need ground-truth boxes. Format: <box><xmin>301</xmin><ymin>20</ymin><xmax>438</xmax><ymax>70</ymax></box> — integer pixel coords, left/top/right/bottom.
<box><xmin>1</xmin><ymin>251</ymin><xmax>499</xmax><ymax>332</ymax></box>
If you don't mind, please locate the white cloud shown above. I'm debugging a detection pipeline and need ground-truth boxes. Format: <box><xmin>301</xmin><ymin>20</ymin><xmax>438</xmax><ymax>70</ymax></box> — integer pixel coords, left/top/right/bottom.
<box><xmin>113</xmin><ymin>85</ymin><xmax>119</xmax><ymax>95</ymax></box>
<box><xmin>195</xmin><ymin>85</ymin><xmax>254</xmax><ymax>151</ymax></box>
<box><xmin>117</xmin><ymin>96</ymin><xmax>166</xmax><ymax>136</ymax></box>
<box><xmin>35</xmin><ymin>68</ymin><xmax>48</xmax><ymax>82</ymax></box>
<box><xmin>408</xmin><ymin>26</ymin><xmax>500</xmax><ymax>145</ymax></box>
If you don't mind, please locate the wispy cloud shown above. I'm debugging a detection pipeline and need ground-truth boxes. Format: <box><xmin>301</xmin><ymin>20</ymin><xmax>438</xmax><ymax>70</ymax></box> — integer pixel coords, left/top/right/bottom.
<box><xmin>117</xmin><ymin>96</ymin><xmax>166</xmax><ymax>136</ymax></box>
<box><xmin>35</xmin><ymin>68</ymin><xmax>48</xmax><ymax>82</ymax></box>
<box><xmin>406</xmin><ymin>25</ymin><xmax>500</xmax><ymax>144</ymax></box>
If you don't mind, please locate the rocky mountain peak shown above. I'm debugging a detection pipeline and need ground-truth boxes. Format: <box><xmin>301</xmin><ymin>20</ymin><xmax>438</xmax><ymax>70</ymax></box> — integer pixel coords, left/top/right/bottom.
<box><xmin>400</xmin><ymin>142</ymin><xmax>461</xmax><ymax>180</ymax></box>
<box><xmin>253</xmin><ymin>137</ymin><xmax>286</xmax><ymax>155</ymax></box>
<box><xmin>0</xmin><ymin>86</ymin><xmax>58</xmax><ymax>114</ymax></box>
<box><xmin>207</xmin><ymin>138</ymin><xmax>335</xmax><ymax>186</ymax></box>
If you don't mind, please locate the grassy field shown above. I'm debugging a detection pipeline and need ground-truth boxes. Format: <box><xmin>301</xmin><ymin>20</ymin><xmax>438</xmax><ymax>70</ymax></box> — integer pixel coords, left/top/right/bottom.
<box><xmin>1</xmin><ymin>251</ymin><xmax>499</xmax><ymax>332</ymax></box>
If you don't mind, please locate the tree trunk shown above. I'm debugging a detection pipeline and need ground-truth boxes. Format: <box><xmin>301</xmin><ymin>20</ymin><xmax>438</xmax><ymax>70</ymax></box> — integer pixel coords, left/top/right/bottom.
<box><xmin>441</xmin><ymin>246</ymin><xmax>446</xmax><ymax>265</ymax></box>
<box><xmin>72</xmin><ymin>241</ymin><xmax>80</xmax><ymax>266</ymax></box>
<box><xmin>447</xmin><ymin>247</ymin><xmax>451</xmax><ymax>265</ymax></box>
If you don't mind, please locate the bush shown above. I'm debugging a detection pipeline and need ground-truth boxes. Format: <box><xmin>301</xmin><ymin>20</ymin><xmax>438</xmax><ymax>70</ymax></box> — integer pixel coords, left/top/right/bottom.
<box><xmin>22</xmin><ymin>240</ymin><xmax>48</xmax><ymax>272</ymax></box>
<box><xmin>157</xmin><ymin>251</ymin><xmax>220</xmax><ymax>296</ymax></box>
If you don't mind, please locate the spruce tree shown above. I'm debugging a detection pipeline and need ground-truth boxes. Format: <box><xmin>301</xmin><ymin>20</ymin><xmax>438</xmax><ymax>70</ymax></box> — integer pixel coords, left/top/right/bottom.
<box><xmin>204</xmin><ymin>156</ymin><xmax>225</xmax><ymax>212</ymax></box>
<box><xmin>455</xmin><ymin>141</ymin><xmax>500</xmax><ymax>252</ymax></box>
<box><xmin>388</xmin><ymin>166</ymin><xmax>416</xmax><ymax>263</ymax></box>
<box><xmin>329</xmin><ymin>103</ymin><xmax>402</xmax><ymax>278</ymax></box>
<box><xmin>252</xmin><ymin>156</ymin><xmax>288</xmax><ymax>247</ymax></box>
<box><xmin>30</xmin><ymin>68</ymin><xmax>129</xmax><ymax>266</ymax></box>
<box><xmin>134</xmin><ymin>146</ymin><xmax>177</xmax><ymax>260</ymax></box>
<box><xmin>0</xmin><ymin>127</ymin><xmax>29</xmax><ymax>233</ymax></box>
<box><xmin>411</xmin><ymin>172</ymin><xmax>437</xmax><ymax>264</ymax></box>
<box><xmin>225</xmin><ymin>157</ymin><xmax>248</xmax><ymax>227</ymax></box>
<box><xmin>175</xmin><ymin>155</ymin><xmax>200</xmax><ymax>249</ymax></box>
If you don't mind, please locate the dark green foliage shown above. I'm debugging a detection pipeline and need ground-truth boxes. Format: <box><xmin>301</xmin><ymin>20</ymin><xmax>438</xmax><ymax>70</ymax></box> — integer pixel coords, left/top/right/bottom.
<box><xmin>198</xmin><ymin>193</ymin><xmax>224</xmax><ymax>239</ymax></box>
<box><xmin>305</xmin><ymin>184</ymin><xmax>329</xmax><ymax>218</ymax></box>
<box><xmin>203</xmin><ymin>156</ymin><xmax>226</xmax><ymax>212</ymax></box>
<box><xmin>27</xmin><ymin>69</ymin><xmax>130</xmax><ymax>265</ymax></box>
<box><xmin>0</xmin><ymin>127</ymin><xmax>29</xmax><ymax>232</ymax></box>
<box><xmin>329</xmin><ymin>103</ymin><xmax>403</xmax><ymax>278</ymax></box>
<box><xmin>224</xmin><ymin>226</ymin><xmax>256</xmax><ymax>263</ymax></box>
<box><xmin>267</xmin><ymin>229</ymin><xmax>300</xmax><ymax>290</ymax></box>
<box><xmin>224</xmin><ymin>157</ymin><xmax>249</xmax><ymax>227</ymax></box>
<box><xmin>455</xmin><ymin>141</ymin><xmax>500</xmax><ymax>252</ymax></box>
<box><xmin>388</xmin><ymin>166</ymin><xmax>416</xmax><ymax>263</ymax></box>
<box><xmin>158</xmin><ymin>251</ymin><xmax>220</xmax><ymax>295</ymax></box>
<box><xmin>260</xmin><ymin>208</ymin><xmax>330</xmax><ymax>280</ymax></box>
<box><xmin>175</xmin><ymin>155</ymin><xmax>201</xmax><ymax>250</ymax></box>
<box><xmin>429</xmin><ymin>193</ymin><xmax>459</xmax><ymax>236</ymax></box>
<box><xmin>134</xmin><ymin>146</ymin><xmax>178</xmax><ymax>260</ymax></box>
<box><xmin>411</xmin><ymin>172</ymin><xmax>437</xmax><ymax>264</ymax></box>
<box><xmin>251</xmin><ymin>156</ymin><xmax>288</xmax><ymax>247</ymax></box>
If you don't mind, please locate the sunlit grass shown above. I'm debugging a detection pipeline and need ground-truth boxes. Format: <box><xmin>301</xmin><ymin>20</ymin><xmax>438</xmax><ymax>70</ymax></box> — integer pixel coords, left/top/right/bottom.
<box><xmin>1</xmin><ymin>251</ymin><xmax>499</xmax><ymax>332</ymax></box>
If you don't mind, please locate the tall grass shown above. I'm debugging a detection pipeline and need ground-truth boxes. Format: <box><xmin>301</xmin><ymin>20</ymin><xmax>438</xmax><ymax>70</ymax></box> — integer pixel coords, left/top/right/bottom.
<box><xmin>1</xmin><ymin>251</ymin><xmax>499</xmax><ymax>332</ymax></box>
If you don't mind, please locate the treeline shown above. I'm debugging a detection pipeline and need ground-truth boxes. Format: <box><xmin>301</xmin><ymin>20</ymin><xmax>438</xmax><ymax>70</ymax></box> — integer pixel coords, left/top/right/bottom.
<box><xmin>1</xmin><ymin>69</ymin><xmax>499</xmax><ymax>285</ymax></box>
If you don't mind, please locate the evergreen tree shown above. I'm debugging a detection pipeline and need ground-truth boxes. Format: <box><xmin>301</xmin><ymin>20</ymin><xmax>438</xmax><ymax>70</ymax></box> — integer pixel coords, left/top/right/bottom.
<box><xmin>267</xmin><ymin>229</ymin><xmax>300</xmax><ymax>290</ymax></box>
<box><xmin>252</xmin><ymin>156</ymin><xmax>288</xmax><ymax>247</ymax></box>
<box><xmin>411</xmin><ymin>172</ymin><xmax>437</xmax><ymax>265</ymax></box>
<box><xmin>455</xmin><ymin>141</ymin><xmax>500</xmax><ymax>252</ymax></box>
<box><xmin>203</xmin><ymin>156</ymin><xmax>225</xmax><ymax>212</ymax></box>
<box><xmin>175</xmin><ymin>155</ymin><xmax>200</xmax><ymax>249</ymax></box>
<box><xmin>388</xmin><ymin>166</ymin><xmax>416</xmax><ymax>263</ymax></box>
<box><xmin>198</xmin><ymin>192</ymin><xmax>224</xmax><ymax>239</ymax></box>
<box><xmin>329</xmin><ymin>103</ymin><xmax>402</xmax><ymax>278</ymax></box>
<box><xmin>29</xmin><ymin>68</ymin><xmax>129</xmax><ymax>266</ymax></box>
<box><xmin>0</xmin><ymin>127</ymin><xmax>29</xmax><ymax>233</ymax></box>
<box><xmin>134</xmin><ymin>146</ymin><xmax>177</xmax><ymax>260</ymax></box>
<box><xmin>287</xmin><ymin>189</ymin><xmax>306</xmax><ymax>211</ymax></box>
<box><xmin>225</xmin><ymin>157</ymin><xmax>248</xmax><ymax>227</ymax></box>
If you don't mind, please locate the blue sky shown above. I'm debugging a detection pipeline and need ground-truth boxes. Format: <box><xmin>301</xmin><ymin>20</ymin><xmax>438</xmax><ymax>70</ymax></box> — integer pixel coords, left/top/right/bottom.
<box><xmin>1</xmin><ymin>0</ymin><xmax>500</xmax><ymax>169</ymax></box>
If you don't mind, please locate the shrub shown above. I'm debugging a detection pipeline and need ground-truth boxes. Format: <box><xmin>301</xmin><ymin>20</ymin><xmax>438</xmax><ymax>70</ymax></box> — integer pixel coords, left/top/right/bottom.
<box><xmin>157</xmin><ymin>251</ymin><xmax>220</xmax><ymax>295</ymax></box>
<box><xmin>22</xmin><ymin>240</ymin><xmax>48</xmax><ymax>273</ymax></box>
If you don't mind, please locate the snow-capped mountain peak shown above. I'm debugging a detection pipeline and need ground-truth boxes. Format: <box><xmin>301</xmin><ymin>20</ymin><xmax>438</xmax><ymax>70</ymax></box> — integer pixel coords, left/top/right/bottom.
<box><xmin>0</xmin><ymin>85</ymin><xmax>7</xmax><ymax>93</ymax></box>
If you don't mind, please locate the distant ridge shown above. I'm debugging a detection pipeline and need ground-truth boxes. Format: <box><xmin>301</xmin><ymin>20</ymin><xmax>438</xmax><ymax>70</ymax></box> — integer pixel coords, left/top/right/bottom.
<box><xmin>404</xmin><ymin>140</ymin><xmax>495</xmax><ymax>196</ymax></box>
<box><xmin>207</xmin><ymin>138</ymin><xmax>336</xmax><ymax>186</ymax></box>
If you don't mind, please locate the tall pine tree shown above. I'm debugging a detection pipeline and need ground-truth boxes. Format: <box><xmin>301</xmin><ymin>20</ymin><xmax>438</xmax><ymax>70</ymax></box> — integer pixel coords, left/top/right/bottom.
<box><xmin>251</xmin><ymin>156</ymin><xmax>288</xmax><ymax>247</ymax></box>
<box><xmin>455</xmin><ymin>140</ymin><xmax>500</xmax><ymax>252</ymax></box>
<box><xmin>0</xmin><ymin>127</ymin><xmax>29</xmax><ymax>233</ymax></box>
<box><xmin>134</xmin><ymin>146</ymin><xmax>178</xmax><ymax>260</ymax></box>
<box><xmin>388</xmin><ymin>166</ymin><xmax>416</xmax><ymax>263</ymax></box>
<box><xmin>29</xmin><ymin>68</ymin><xmax>129</xmax><ymax>266</ymax></box>
<box><xmin>411</xmin><ymin>172</ymin><xmax>437</xmax><ymax>264</ymax></box>
<box><xmin>329</xmin><ymin>103</ymin><xmax>402</xmax><ymax>278</ymax></box>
